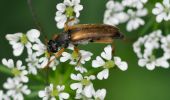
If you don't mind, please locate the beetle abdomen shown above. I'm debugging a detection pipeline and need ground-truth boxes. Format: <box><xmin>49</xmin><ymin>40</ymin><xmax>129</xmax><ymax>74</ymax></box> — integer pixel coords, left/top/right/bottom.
<box><xmin>69</xmin><ymin>24</ymin><xmax>124</xmax><ymax>43</ymax></box>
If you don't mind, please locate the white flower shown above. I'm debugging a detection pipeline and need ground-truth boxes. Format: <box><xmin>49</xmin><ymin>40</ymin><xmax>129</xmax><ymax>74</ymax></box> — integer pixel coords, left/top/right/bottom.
<box><xmin>93</xmin><ymin>89</ymin><xmax>106</xmax><ymax>100</ymax></box>
<box><xmin>55</xmin><ymin>0</ymin><xmax>83</xmax><ymax>29</ymax></box>
<box><xmin>38</xmin><ymin>84</ymin><xmax>69</xmax><ymax>100</ymax></box>
<box><xmin>0</xmin><ymin>90</ymin><xmax>10</xmax><ymax>100</ymax></box>
<box><xmin>70</xmin><ymin>73</ymin><xmax>95</xmax><ymax>98</ymax></box>
<box><xmin>3</xmin><ymin>78</ymin><xmax>31</xmax><ymax>100</ymax></box>
<box><xmin>25</xmin><ymin>54</ymin><xmax>39</xmax><ymax>75</ymax></box>
<box><xmin>38</xmin><ymin>56</ymin><xmax>59</xmax><ymax>69</ymax></box>
<box><xmin>2</xmin><ymin>58</ymin><xmax>29</xmax><ymax>83</ymax></box>
<box><xmin>6</xmin><ymin>29</ymin><xmax>40</xmax><ymax>56</ymax></box>
<box><xmin>122</xmin><ymin>0</ymin><xmax>148</xmax><ymax>9</ymax></box>
<box><xmin>152</xmin><ymin>0</ymin><xmax>170</xmax><ymax>23</ymax></box>
<box><xmin>32</xmin><ymin>40</ymin><xmax>47</xmax><ymax>56</ymax></box>
<box><xmin>103</xmin><ymin>0</ymin><xmax>129</xmax><ymax>25</ymax></box>
<box><xmin>60</xmin><ymin>50</ymin><xmax>93</xmax><ymax>65</ymax></box>
<box><xmin>133</xmin><ymin>30</ymin><xmax>170</xmax><ymax>70</ymax></box>
<box><xmin>126</xmin><ymin>8</ymin><xmax>147</xmax><ymax>32</ymax></box>
<box><xmin>75</xmin><ymin>65</ymin><xmax>87</xmax><ymax>73</ymax></box>
<box><xmin>92</xmin><ymin>45</ymin><xmax>128</xmax><ymax>80</ymax></box>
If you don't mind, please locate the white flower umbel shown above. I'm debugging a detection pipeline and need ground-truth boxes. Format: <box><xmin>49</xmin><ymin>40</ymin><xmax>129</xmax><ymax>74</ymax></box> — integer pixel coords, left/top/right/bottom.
<box><xmin>152</xmin><ymin>0</ymin><xmax>170</xmax><ymax>23</ymax></box>
<box><xmin>133</xmin><ymin>30</ymin><xmax>170</xmax><ymax>70</ymax></box>
<box><xmin>92</xmin><ymin>45</ymin><xmax>128</xmax><ymax>80</ymax></box>
<box><xmin>38</xmin><ymin>84</ymin><xmax>69</xmax><ymax>100</ymax></box>
<box><xmin>6</xmin><ymin>29</ymin><xmax>40</xmax><ymax>56</ymax></box>
<box><xmin>60</xmin><ymin>50</ymin><xmax>93</xmax><ymax>65</ymax></box>
<box><xmin>55</xmin><ymin>0</ymin><xmax>83</xmax><ymax>29</ymax></box>
<box><xmin>70</xmin><ymin>73</ymin><xmax>95</xmax><ymax>98</ymax></box>
<box><xmin>93</xmin><ymin>89</ymin><xmax>106</xmax><ymax>100</ymax></box>
<box><xmin>2</xmin><ymin>58</ymin><xmax>29</xmax><ymax>83</ymax></box>
<box><xmin>122</xmin><ymin>0</ymin><xmax>148</xmax><ymax>9</ymax></box>
<box><xmin>0</xmin><ymin>90</ymin><xmax>10</xmax><ymax>100</ymax></box>
<box><xmin>103</xmin><ymin>0</ymin><xmax>129</xmax><ymax>25</ymax></box>
<box><xmin>126</xmin><ymin>8</ymin><xmax>147</xmax><ymax>32</ymax></box>
<box><xmin>3</xmin><ymin>78</ymin><xmax>31</xmax><ymax>100</ymax></box>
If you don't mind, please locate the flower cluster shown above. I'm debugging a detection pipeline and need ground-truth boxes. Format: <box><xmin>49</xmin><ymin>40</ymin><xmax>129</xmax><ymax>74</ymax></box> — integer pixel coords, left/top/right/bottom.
<box><xmin>133</xmin><ymin>30</ymin><xmax>170</xmax><ymax>70</ymax></box>
<box><xmin>152</xmin><ymin>0</ymin><xmax>170</xmax><ymax>23</ymax></box>
<box><xmin>55</xmin><ymin>0</ymin><xmax>83</xmax><ymax>29</ymax></box>
<box><xmin>1</xmin><ymin>59</ymin><xmax>31</xmax><ymax>99</ymax></box>
<box><xmin>103</xmin><ymin>0</ymin><xmax>148</xmax><ymax>32</ymax></box>
<box><xmin>38</xmin><ymin>84</ymin><xmax>69</xmax><ymax>100</ymax></box>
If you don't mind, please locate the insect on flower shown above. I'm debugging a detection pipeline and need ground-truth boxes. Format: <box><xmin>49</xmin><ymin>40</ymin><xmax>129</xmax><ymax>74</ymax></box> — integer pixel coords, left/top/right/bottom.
<box><xmin>46</xmin><ymin>19</ymin><xmax>125</xmax><ymax>64</ymax></box>
<box><xmin>27</xmin><ymin>0</ymin><xmax>124</xmax><ymax>67</ymax></box>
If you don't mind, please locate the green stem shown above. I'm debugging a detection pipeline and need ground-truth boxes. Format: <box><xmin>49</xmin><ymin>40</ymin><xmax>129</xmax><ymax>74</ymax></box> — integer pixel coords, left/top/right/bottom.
<box><xmin>140</xmin><ymin>17</ymin><xmax>155</xmax><ymax>36</ymax></box>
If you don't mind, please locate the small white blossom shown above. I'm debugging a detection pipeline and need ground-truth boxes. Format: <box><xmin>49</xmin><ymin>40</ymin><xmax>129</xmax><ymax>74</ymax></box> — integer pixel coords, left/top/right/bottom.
<box><xmin>70</xmin><ymin>73</ymin><xmax>95</xmax><ymax>98</ymax></box>
<box><xmin>60</xmin><ymin>50</ymin><xmax>93</xmax><ymax>65</ymax></box>
<box><xmin>2</xmin><ymin>58</ymin><xmax>29</xmax><ymax>83</ymax></box>
<box><xmin>103</xmin><ymin>0</ymin><xmax>129</xmax><ymax>25</ymax></box>
<box><xmin>6</xmin><ymin>29</ymin><xmax>40</xmax><ymax>56</ymax></box>
<box><xmin>32</xmin><ymin>40</ymin><xmax>47</xmax><ymax>56</ymax></box>
<box><xmin>38</xmin><ymin>84</ymin><xmax>69</xmax><ymax>100</ymax></box>
<box><xmin>0</xmin><ymin>90</ymin><xmax>10</xmax><ymax>100</ymax></box>
<box><xmin>25</xmin><ymin>54</ymin><xmax>39</xmax><ymax>75</ymax></box>
<box><xmin>92</xmin><ymin>45</ymin><xmax>128</xmax><ymax>80</ymax></box>
<box><xmin>133</xmin><ymin>30</ymin><xmax>170</xmax><ymax>70</ymax></box>
<box><xmin>3</xmin><ymin>78</ymin><xmax>31</xmax><ymax>100</ymax></box>
<box><xmin>152</xmin><ymin>0</ymin><xmax>170</xmax><ymax>23</ymax></box>
<box><xmin>55</xmin><ymin>0</ymin><xmax>83</xmax><ymax>29</ymax></box>
<box><xmin>126</xmin><ymin>8</ymin><xmax>147</xmax><ymax>32</ymax></box>
<box><xmin>122</xmin><ymin>0</ymin><xmax>148</xmax><ymax>9</ymax></box>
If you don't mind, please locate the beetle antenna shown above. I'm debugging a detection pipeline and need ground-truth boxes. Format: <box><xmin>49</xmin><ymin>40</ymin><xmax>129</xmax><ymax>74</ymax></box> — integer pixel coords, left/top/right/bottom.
<box><xmin>27</xmin><ymin>0</ymin><xmax>44</xmax><ymax>33</ymax></box>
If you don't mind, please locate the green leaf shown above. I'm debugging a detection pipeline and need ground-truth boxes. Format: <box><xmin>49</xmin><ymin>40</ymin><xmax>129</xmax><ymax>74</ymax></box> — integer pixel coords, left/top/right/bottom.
<box><xmin>0</xmin><ymin>65</ymin><xmax>12</xmax><ymax>75</ymax></box>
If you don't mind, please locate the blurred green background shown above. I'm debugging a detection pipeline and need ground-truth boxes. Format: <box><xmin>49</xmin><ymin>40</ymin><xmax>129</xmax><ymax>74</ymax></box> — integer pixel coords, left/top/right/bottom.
<box><xmin>0</xmin><ymin>0</ymin><xmax>170</xmax><ymax>100</ymax></box>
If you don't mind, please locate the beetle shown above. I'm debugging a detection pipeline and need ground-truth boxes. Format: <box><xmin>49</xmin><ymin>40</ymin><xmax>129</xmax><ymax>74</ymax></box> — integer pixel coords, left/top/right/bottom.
<box><xmin>47</xmin><ymin>24</ymin><xmax>124</xmax><ymax>58</ymax></box>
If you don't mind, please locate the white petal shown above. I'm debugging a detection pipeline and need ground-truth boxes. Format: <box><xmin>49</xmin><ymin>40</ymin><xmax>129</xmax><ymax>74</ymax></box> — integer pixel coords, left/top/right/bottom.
<box><xmin>6</xmin><ymin>33</ymin><xmax>22</xmax><ymax>42</ymax></box>
<box><xmin>83</xmin><ymin>84</ymin><xmax>95</xmax><ymax>98</ymax></box>
<box><xmin>38</xmin><ymin>91</ymin><xmax>46</xmax><ymax>97</ymax></box>
<box><xmin>70</xmin><ymin>73</ymin><xmax>83</xmax><ymax>80</ymax></box>
<box><xmin>60</xmin><ymin>52</ymin><xmax>71</xmax><ymax>62</ymax></box>
<box><xmin>26</xmin><ymin>29</ymin><xmax>40</xmax><ymax>42</ymax></box>
<box><xmin>13</xmin><ymin>43</ymin><xmax>24</xmax><ymax>56</ymax></box>
<box><xmin>101</xmin><ymin>45</ymin><xmax>112</xmax><ymax>60</ymax></box>
<box><xmin>97</xmin><ymin>69</ymin><xmax>109</xmax><ymax>80</ymax></box>
<box><xmin>94</xmin><ymin>89</ymin><xmax>106</xmax><ymax>100</ymax></box>
<box><xmin>56</xmin><ymin>3</ymin><xmax>66</xmax><ymax>12</ymax></box>
<box><xmin>92</xmin><ymin>56</ymin><xmax>105</xmax><ymax>68</ymax></box>
<box><xmin>70</xmin><ymin>83</ymin><xmax>82</xmax><ymax>93</ymax></box>
<box><xmin>59</xmin><ymin>92</ymin><xmax>69</xmax><ymax>99</ymax></box>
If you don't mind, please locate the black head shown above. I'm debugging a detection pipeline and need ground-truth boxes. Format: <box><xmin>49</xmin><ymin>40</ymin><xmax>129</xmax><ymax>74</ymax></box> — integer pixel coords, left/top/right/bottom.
<box><xmin>47</xmin><ymin>40</ymin><xmax>59</xmax><ymax>53</ymax></box>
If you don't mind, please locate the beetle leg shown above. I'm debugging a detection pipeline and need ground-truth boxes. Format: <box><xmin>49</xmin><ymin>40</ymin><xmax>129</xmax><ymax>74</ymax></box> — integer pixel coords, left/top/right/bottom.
<box><xmin>45</xmin><ymin>48</ymin><xmax>65</xmax><ymax>68</ymax></box>
<box><xmin>64</xmin><ymin>18</ymin><xmax>75</xmax><ymax>31</ymax></box>
<box><xmin>54</xmin><ymin>48</ymin><xmax>65</xmax><ymax>58</ymax></box>
<box><xmin>73</xmin><ymin>46</ymin><xmax>82</xmax><ymax>66</ymax></box>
